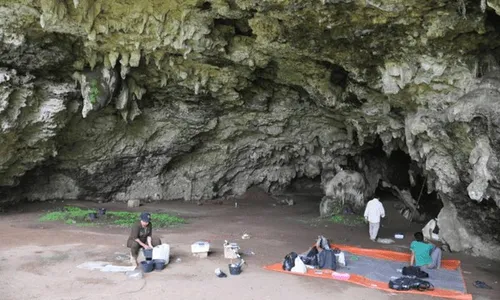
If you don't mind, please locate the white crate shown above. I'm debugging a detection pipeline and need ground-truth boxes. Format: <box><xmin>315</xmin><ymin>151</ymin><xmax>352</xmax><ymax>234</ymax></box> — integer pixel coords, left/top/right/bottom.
<box><xmin>191</xmin><ymin>242</ymin><xmax>210</xmax><ymax>257</ymax></box>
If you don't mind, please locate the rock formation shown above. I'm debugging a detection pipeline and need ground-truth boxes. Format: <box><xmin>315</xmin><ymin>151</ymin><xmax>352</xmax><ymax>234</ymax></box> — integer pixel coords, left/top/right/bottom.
<box><xmin>1</xmin><ymin>0</ymin><xmax>499</xmax><ymax>259</ymax></box>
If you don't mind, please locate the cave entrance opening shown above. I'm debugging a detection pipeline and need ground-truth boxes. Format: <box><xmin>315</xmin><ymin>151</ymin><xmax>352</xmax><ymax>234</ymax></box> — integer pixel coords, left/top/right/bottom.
<box><xmin>278</xmin><ymin>175</ymin><xmax>323</xmax><ymax>206</ymax></box>
<box><xmin>368</xmin><ymin>146</ymin><xmax>442</xmax><ymax>222</ymax></box>
<box><xmin>285</xmin><ymin>175</ymin><xmax>322</xmax><ymax>194</ymax></box>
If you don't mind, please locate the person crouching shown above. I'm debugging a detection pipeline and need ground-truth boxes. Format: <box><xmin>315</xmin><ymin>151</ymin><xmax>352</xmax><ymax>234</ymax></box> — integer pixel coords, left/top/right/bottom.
<box><xmin>127</xmin><ymin>212</ymin><xmax>162</xmax><ymax>267</ymax></box>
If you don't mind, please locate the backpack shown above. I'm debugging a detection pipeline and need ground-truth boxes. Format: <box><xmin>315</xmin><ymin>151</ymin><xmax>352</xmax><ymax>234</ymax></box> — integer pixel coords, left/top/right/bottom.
<box><xmin>402</xmin><ymin>266</ymin><xmax>429</xmax><ymax>278</ymax></box>
<box><xmin>300</xmin><ymin>247</ymin><xmax>319</xmax><ymax>266</ymax></box>
<box><xmin>389</xmin><ymin>276</ymin><xmax>434</xmax><ymax>291</ymax></box>
<box><xmin>282</xmin><ymin>252</ymin><xmax>298</xmax><ymax>271</ymax></box>
<box><xmin>317</xmin><ymin>249</ymin><xmax>337</xmax><ymax>270</ymax></box>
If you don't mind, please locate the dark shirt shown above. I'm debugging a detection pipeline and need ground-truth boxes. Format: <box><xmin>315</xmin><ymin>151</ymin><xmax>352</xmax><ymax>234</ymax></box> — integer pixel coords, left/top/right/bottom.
<box><xmin>128</xmin><ymin>221</ymin><xmax>152</xmax><ymax>243</ymax></box>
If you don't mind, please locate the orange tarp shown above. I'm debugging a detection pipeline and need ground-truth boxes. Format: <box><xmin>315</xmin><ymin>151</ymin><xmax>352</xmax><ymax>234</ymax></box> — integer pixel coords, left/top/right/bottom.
<box><xmin>263</xmin><ymin>244</ymin><xmax>471</xmax><ymax>300</ymax></box>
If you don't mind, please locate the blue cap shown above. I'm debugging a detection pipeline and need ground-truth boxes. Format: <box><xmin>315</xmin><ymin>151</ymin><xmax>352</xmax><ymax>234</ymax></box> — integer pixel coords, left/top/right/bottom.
<box><xmin>140</xmin><ymin>212</ymin><xmax>151</xmax><ymax>222</ymax></box>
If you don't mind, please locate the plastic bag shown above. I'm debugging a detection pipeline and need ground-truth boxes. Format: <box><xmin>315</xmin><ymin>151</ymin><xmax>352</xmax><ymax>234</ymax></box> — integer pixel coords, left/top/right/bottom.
<box><xmin>291</xmin><ymin>257</ymin><xmax>307</xmax><ymax>274</ymax></box>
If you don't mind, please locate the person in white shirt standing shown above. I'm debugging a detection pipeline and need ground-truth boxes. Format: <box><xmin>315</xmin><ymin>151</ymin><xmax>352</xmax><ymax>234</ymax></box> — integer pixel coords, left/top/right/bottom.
<box><xmin>364</xmin><ymin>198</ymin><xmax>385</xmax><ymax>241</ymax></box>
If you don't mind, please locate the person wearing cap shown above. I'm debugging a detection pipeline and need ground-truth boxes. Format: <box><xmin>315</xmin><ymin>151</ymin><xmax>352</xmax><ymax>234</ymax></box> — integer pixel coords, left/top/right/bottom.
<box><xmin>363</xmin><ymin>197</ymin><xmax>385</xmax><ymax>241</ymax></box>
<box><xmin>127</xmin><ymin>212</ymin><xmax>162</xmax><ymax>267</ymax></box>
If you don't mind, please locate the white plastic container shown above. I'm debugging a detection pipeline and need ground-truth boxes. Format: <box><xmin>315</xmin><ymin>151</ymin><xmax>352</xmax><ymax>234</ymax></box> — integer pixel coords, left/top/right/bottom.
<box><xmin>152</xmin><ymin>244</ymin><xmax>170</xmax><ymax>264</ymax></box>
<box><xmin>191</xmin><ymin>241</ymin><xmax>210</xmax><ymax>257</ymax></box>
<box><xmin>394</xmin><ymin>233</ymin><xmax>404</xmax><ymax>239</ymax></box>
<box><xmin>334</xmin><ymin>252</ymin><xmax>346</xmax><ymax>267</ymax></box>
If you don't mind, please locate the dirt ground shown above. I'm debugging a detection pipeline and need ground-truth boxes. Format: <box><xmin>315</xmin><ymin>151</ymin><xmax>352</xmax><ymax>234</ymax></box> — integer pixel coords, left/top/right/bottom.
<box><xmin>0</xmin><ymin>188</ymin><xmax>498</xmax><ymax>300</ymax></box>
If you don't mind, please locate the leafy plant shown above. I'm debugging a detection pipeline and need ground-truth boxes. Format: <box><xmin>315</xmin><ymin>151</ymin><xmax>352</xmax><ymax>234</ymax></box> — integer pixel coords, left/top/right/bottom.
<box><xmin>89</xmin><ymin>79</ymin><xmax>100</xmax><ymax>104</ymax></box>
<box><xmin>39</xmin><ymin>206</ymin><xmax>185</xmax><ymax>228</ymax></box>
<box><xmin>107</xmin><ymin>210</ymin><xmax>185</xmax><ymax>227</ymax></box>
<box><xmin>329</xmin><ymin>214</ymin><xmax>365</xmax><ymax>226</ymax></box>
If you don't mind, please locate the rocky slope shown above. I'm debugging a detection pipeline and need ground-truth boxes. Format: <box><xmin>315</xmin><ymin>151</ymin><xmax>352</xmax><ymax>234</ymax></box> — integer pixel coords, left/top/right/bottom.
<box><xmin>1</xmin><ymin>0</ymin><xmax>500</xmax><ymax>259</ymax></box>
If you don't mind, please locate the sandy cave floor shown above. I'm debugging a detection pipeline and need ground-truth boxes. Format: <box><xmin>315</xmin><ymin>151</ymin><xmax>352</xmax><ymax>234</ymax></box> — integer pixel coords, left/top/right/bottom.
<box><xmin>0</xmin><ymin>188</ymin><xmax>498</xmax><ymax>300</ymax></box>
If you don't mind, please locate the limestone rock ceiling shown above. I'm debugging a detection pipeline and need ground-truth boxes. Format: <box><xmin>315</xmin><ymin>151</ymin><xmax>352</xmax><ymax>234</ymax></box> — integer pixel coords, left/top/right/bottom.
<box><xmin>1</xmin><ymin>0</ymin><xmax>500</xmax><ymax>259</ymax></box>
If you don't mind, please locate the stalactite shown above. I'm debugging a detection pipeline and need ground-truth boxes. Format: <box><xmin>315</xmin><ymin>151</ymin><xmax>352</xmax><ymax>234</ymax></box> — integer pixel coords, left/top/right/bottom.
<box><xmin>109</xmin><ymin>52</ymin><xmax>119</xmax><ymax>69</ymax></box>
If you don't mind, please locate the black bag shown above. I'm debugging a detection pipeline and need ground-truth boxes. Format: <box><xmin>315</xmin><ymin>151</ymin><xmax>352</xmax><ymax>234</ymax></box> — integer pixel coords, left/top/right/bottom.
<box><xmin>317</xmin><ymin>249</ymin><xmax>337</xmax><ymax>271</ymax></box>
<box><xmin>300</xmin><ymin>247</ymin><xmax>319</xmax><ymax>266</ymax></box>
<box><xmin>412</xmin><ymin>279</ymin><xmax>434</xmax><ymax>291</ymax></box>
<box><xmin>402</xmin><ymin>266</ymin><xmax>429</xmax><ymax>278</ymax></box>
<box><xmin>389</xmin><ymin>276</ymin><xmax>412</xmax><ymax>290</ymax></box>
<box><xmin>282</xmin><ymin>252</ymin><xmax>298</xmax><ymax>271</ymax></box>
<box><xmin>389</xmin><ymin>276</ymin><xmax>434</xmax><ymax>291</ymax></box>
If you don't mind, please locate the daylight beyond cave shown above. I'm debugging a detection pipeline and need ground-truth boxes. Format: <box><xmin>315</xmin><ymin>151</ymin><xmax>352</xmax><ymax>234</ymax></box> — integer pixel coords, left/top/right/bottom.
<box><xmin>1</xmin><ymin>0</ymin><xmax>500</xmax><ymax>260</ymax></box>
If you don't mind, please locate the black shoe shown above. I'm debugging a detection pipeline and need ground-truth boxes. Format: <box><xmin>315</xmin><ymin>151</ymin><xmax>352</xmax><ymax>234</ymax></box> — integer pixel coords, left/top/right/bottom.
<box><xmin>473</xmin><ymin>281</ymin><xmax>492</xmax><ymax>289</ymax></box>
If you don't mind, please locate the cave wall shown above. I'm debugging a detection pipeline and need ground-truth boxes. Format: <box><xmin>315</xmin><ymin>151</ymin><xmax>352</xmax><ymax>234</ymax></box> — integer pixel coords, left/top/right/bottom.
<box><xmin>1</xmin><ymin>0</ymin><xmax>500</xmax><ymax>259</ymax></box>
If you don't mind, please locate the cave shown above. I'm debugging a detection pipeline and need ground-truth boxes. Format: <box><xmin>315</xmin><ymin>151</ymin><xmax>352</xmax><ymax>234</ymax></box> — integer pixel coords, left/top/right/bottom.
<box><xmin>318</xmin><ymin>141</ymin><xmax>443</xmax><ymax>225</ymax></box>
<box><xmin>375</xmin><ymin>149</ymin><xmax>442</xmax><ymax>221</ymax></box>
<box><xmin>198</xmin><ymin>1</ymin><xmax>212</xmax><ymax>11</ymax></box>
<box><xmin>1</xmin><ymin>0</ymin><xmax>500</xmax><ymax>263</ymax></box>
<box><xmin>283</xmin><ymin>175</ymin><xmax>323</xmax><ymax>196</ymax></box>
<box><xmin>213</xmin><ymin>18</ymin><xmax>254</xmax><ymax>37</ymax></box>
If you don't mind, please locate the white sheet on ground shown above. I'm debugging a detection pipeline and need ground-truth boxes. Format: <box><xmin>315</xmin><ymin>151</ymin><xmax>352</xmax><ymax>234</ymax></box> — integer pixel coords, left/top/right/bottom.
<box><xmin>376</xmin><ymin>238</ymin><xmax>395</xmax><ymax>244</ymax></box>
<box><xmin>77</xmin><ymin>261</ymin><xmax>136</xmax><ymax>273</ymax></box>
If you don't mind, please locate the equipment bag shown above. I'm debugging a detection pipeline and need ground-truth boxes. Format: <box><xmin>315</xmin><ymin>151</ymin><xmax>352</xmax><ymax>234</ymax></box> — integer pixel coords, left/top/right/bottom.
<box><xmin>389</xmin><ymin>276</ymin><xmax>434</xmax><ymax>291</ymax></box>
<box><xmin>282</xmin><ymin>252</ymin><xmax>298</xmax><ymax>271</ymax></box>
<box><xmin>402</xmin><ymin>266</ymin><xmax>429</xmax><ymax>278</ymax></box>
<box><xmin>300</xmin><ymin>246</ymin><xmax>319</xmax><ymax>266</ymax></box>
<box><xmin>389</xmin><ymin>276</ymin><xmax>412</xmax><ymax>291</ymax></box>
<box><xmin>317</xmin><ymin>249</ymin><xmax>337</xmax><ymax>271</ymax></box>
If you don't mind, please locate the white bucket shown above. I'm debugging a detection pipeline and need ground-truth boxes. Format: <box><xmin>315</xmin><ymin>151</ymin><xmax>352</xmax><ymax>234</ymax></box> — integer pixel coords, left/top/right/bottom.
<box><xmin>152</xmin><ymin>244</ymin><xmax>170</xmax><ymax>264</ymax></box>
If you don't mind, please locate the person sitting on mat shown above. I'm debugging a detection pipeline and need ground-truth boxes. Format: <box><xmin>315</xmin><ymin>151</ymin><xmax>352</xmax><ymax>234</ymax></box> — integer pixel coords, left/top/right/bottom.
<box><xmin>127</xmin><ymin>212</ymin><xmax>162</xmax><ymax>267</ymax></box>
<box><xmin>410</xmin><ymin>231</ymin><xmax>442</xmax><ymax>269</ymax></box>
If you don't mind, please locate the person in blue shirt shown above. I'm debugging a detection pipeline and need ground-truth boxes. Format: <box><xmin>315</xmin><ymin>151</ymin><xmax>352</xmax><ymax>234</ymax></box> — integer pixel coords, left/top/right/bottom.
<box><xmin>410</xmin><ymin>231</ymin><xmax>442</xmax><ymax>269</ymax></box>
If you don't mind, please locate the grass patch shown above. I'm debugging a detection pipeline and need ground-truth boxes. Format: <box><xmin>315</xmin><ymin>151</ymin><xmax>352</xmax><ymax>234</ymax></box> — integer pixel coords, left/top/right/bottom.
<box><xmin>329</xmin><ymin>214</ymin><xmax>366</xmax><ymax>227</ymax></box>
<box><xmin>40</xmin><ymin>206</ymin><xmax>185</xmax><ymax>228</ymax></box>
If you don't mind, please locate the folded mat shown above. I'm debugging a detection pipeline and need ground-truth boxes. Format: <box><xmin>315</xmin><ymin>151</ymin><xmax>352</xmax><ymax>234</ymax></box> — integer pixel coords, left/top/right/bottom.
<box><xmin>264</xmin><ymin>244</ymin><xmax>471</xmax><ymax>300</ymax></box>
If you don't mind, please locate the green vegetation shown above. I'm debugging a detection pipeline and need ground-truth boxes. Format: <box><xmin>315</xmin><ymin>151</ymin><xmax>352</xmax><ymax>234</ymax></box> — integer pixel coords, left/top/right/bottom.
<box><xmin>327</xmin><ymin>200</ymin><xmax>344</xmax><ymax>215</ymax></box>
<box><xmin>329</xmin><ymin>214</ymin><xmax>366</xmax><ymax>227</ymax></box>
<box><xmin>89</xmin><ymin>79</ymin><xmax>100</xmax><ymax>104</ymax></box>
<box><xmin>323</xmin><ymin>198</ymin><xmax>365</xmax><ymax>226</ymax></box>
<box><xmin>40</xmin><ymin>206</ymin><xmax>185</xmax><ymax>228</ymax></box>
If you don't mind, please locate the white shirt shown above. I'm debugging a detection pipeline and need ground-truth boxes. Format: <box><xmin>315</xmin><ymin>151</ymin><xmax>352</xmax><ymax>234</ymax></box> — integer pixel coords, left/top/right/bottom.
<box><xmin>364</xmin><ymin>198</ymin><xmax>385</xmax><ymax>223</ymax></box>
